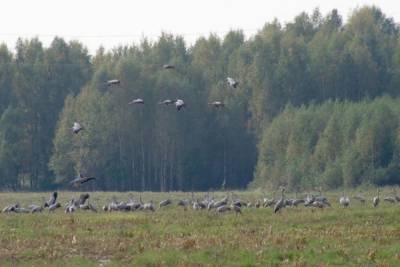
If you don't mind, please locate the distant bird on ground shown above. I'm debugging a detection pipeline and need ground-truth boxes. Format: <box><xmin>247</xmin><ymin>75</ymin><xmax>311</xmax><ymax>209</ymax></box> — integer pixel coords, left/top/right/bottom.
<box><xmin>211</xmin><ymin>196</ymin><xmax>228</xmax><ymax>210</ymax></box>
<box><xmin>158</xmin><ymin>99</ymin><xmax>174</xmax><ymax>105</ymax></box>
<box><xmin>290</xmin><ymin>198</ymin><xmax>305</xmax><ymax>207</ymax></box>
<box><xmin>14</xmin><ymin>207</ymin><xmax>30</xmax><ymax>213</ymax></box>
<box><xmin>72</xmin><ymin>122</ymin><xmax>84</xmax><ymax>134</ymax></box>
<box><xmin>2</xmin><ymin>203</ymin><xmax>19</xmax><ymax>213</ymax></box>
<box><xmin>354</xmin><ymin>194</ymin><xmax>366</xmax><ymax>203</ymax></box>
<box><xmin>314</xmin><ymin>187</ymin><xmax>331</xmax><ymax>207</ymax></box>
<box><xmin>65</xmin><ymin>199</ymin><xmax>77</xmax><ymax>213</ymax></box>
<box><xmin>143</xmin><ymin>200</ymin><xmax>155</xmax><ymax>211</ymax></box>
<box><xmin>174</xmin><ymin>99</ymin><xmax>185</xmax><ymax>110</ymax></box>
<box><xmin>339</xmin><ymin>192</ymin><xmax>350</xmax><ymax>207</ymax></box>
<box><xmin>128</xmin><ymin>98</ymin><xmax>144</xmax><ymax>105</ymax></box>
<box><xmin>76</xmin><ymin>193</ymin><xmax>90</xmax><ymax>206</ymax></box>
<box><xmin>48</xmin><ymin>202</ymin><xmax>61</xmax><ymax>212</ymax></box>
<box><xmin>216</xmin><ymin>205</ymin><xmax>231</xmax><ymax>213</ymax></box>
<box><xmin>44</xmin><ymin>192</ymin><xmax>58</xmax><ymax>208</ymax></box>
<box><xmin>177</xmin><ymin>199</ymin><xmax>190</xmax><ymax>207</ymax></box>
<box><xmin>209</xmin><ymin>101</ymin><xmax>225</xmax><ymax>108</ymax></box>
<box><xmin>29</xmin><ymin>204</ymin><xmax>43</xmax><ymax>213</ymax></box>
<box><xmin>387</xmin><ymin>188</ymin><xmax>400</xmax><ymax>203</ymax></box>
<box><xmin>107</xmin><ymin>79</ymin><xmax>121</xmax><ymax>86</ymax></box>
<box><xmin>231</xmin><ymin>204</ymin><xmax>242</xmax><ymax>214</ymax></box>
<box><xmin>384</xmin><ymin>196</ymin><xmax>396</xmax><ymax>204</ymax></box>
<box><xmin>263</xmin><ymin>191</ymin><xmax>277</xmax><ymax>207</ymax></box>
<box><xmin>232</xmin><ymin>200</ymin><xmax>247</xmax><ymax>208</ymax></box>
<box><xmin>70</xmin><ymin>174</ymin><xmax>96</xmax><ymax>187</ymax></box>
<box><xmin>311</xmin><ymin>200</ymin><xmax>326</xmax><ymax>209</ymax></box>
<box><xmin>80</xmin><ymin>203</ymin><xmax>97</xmax><ymax>212</ymax></box>
<box><xmin>274</xmin><ymin>187</ymin><xmax>286</xmax><ymax>213</ymax></box>
<box><xmin>163</xmin><ymin>64</ymin><xmax>175</xmax><ymax>70</ymax></box>
<box><xmin>159</xmin><ymin>199</ymin><xmax>172</xmax><ymax>208</ymax></box>
<box><xmin>192</xmin><ymin>200</ymin><xmax>201</xmax><ymax>210</ymax></box>
<box><xmin>394</xmin><ymin>189</ymin><xmax>400</xmax><ymax>202</ymax></box>
<box><xmin>304</xmin><ymin>194</ymin><xmax>315</xmax><ymax>207</ymax></box>
<box><xmin>226</xmin><ymin>77</ymin><xmax>239</xmax><ymax>88</ymax></box>
<box><xmin>373</xmin><ymin>189</ymin><xmax>380</xmax><ymax>207</ymax></box>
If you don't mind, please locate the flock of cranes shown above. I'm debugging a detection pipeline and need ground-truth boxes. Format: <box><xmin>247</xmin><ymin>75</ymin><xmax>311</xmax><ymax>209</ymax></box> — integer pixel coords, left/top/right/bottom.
<box><xmin>67</xmin><ymin>64</ymin><xmax>239</xmax><ymax>188</ymax></box>
<box><xmin>104</xmin><ymin>64</ymin><xmax>238</xmax><ymax>110</ymax></box>
<box><xmin>2</xmin><ymin>188</ymin><xmax>400</xmax><ymax>215</ymax></box>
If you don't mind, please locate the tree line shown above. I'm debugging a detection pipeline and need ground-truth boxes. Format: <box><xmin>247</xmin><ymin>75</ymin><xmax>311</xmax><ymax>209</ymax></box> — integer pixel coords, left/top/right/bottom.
<box><xmin>253</xmin><ymin>97</ymin><xmax>400</xmax><ymax>190</ymax></box>
<box><xmin>0</xmin><ymin>6</ymin><xmax>399</xmax><ymax>190</ymax></box>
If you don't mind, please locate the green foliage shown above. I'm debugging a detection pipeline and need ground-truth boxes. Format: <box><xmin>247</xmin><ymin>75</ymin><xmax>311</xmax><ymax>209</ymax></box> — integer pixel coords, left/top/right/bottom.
<box><xmin>254</xmin><ymin>97</ymin><xmax>400</xmax><ymax>189</ymax></box>
<box><xmin>1</xmin><ymin>6</ymin><xmax>400</xmax><ymax>190</ymax></box>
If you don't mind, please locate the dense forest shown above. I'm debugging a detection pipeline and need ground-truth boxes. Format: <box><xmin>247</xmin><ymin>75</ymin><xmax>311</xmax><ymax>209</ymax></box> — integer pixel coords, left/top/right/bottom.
<box><xmin>0</xmin><ymin>6</ymin><xmax>400</xmax><ymax>191</ymax></box>
<box><xmin>253</xmin><ymin>97</ymin><xmax>400</xmax><ymax>190</ymax></box>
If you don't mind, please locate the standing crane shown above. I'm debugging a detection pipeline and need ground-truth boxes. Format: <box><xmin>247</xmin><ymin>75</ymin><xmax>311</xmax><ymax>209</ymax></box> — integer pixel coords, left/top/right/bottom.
<box><xmin>373</xmin><ymin>189</ymin><xmax>380</xmax><ymax>208</ymax></box>
<box><xmin>339</xmin><ymin>191</ymin><xmax>350</xmax><ymax>207</ymax></box>
<box><xmin>274</xmin><ymin>187</ymin><xmax>286</xmax><ymax>213</ymax></box>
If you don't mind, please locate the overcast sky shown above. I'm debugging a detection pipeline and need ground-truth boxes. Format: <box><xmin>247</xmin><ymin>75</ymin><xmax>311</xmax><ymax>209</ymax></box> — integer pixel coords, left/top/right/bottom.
<box><xmin>1</xmin><ymin>0</ymin><xmax>399</xmax><ymax>54</ymax></box>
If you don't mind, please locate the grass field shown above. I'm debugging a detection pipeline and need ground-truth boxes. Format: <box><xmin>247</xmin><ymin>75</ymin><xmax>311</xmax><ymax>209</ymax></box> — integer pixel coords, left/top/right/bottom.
<box><xmin>0</xmin><ymin>190</ymin><xmax>399</xmax><ymax>266</ymax></box>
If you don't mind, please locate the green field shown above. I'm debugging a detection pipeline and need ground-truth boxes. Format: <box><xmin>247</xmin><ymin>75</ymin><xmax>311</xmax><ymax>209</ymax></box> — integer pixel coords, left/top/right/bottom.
<box><xmin>0</xmin><ymin>191</ymin><xmax>399</xmax><ymax>266</ymax></box>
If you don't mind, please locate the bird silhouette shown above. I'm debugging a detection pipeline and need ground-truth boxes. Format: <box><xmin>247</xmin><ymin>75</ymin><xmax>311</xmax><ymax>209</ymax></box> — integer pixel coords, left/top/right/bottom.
<box><xmin>70</xmin><ymin>174</ymin><xmax>96</xmax><ymax>187</ymax></box>
<box><xmin>72</xmin><ymin>122</ymin><xmax>84</xmax><ymax>134</ymax></box>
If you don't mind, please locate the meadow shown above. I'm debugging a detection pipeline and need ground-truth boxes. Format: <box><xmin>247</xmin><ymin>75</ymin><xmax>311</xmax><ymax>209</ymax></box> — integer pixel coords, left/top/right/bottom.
<box><xmin>0</xmin><ymin>190</ymin><xmax>399</xmax><ymax>266</ymax></box>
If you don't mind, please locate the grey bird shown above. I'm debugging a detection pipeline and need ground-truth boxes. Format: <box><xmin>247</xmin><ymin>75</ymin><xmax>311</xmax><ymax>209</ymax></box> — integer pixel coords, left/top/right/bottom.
<box><xmin>48</xmin><ymin>203</ymin><xmax>61</xmax><ymax>212</ymax></box>
<box><xmin>216</xmin><ymin>205</ymin><xmax>231</xmax><ymax>213</ymax></box>
<box><xmin>211</xmin><ymin>196</ymin><xmax>228</xmax><ymax>209</ymax></box>
<box><xmin>65</xmin><ymin>199</ymin><xmax>77</xmax><ymax>213</ymax></box>
<box><xmin>209</xmin><ymin>101</ymin><xmax>225</xmax><ymax>108</ymax></box>
<box><xmin>226</xmin><ymin>77</ymin><xmax>239</xmax><ymax>88</ymax></box>
<box><xmin>2</xmin><ymin>203</ymin><xmax>20</xmax><ymax>213</ymax></box>
<box><xmin>274</xmin><ymin>187</ymin><xmax>286</xmax><ymax>213</ymax></box>
<box><xmin>143</xmin><ymin>200</ymin><xmax>155</xmax><ymax>212</ymax></box>
<box><xmin>232</xmin><ymin>199</ymin><xmax>247</xmax><ymax>208</ymax></box>
<box><xmin>354</xmin><ymin>194</ymin><xmax>366</xmax><ymax>203</ymax></box>
<box><xmin>72</xmin><ymin>122</ymin><xmax>84</xmax><ymax>134</ymax></box>
<box><xmin>339</xmin><ymin>191</ymin><xmax>350</xmax><ymax>207</ymax></box>
<box><xmin>304</xmin><ymin>194</ymin><xmax>315</xmax><ymax>207</ymax></box>
<box><xmin>384</xmin><ymin>196</ymin><xmax>396</xmax><ymax>204</ymax></box>
<box><xmin>14</xmin><ymin>207</ymin><xmax>30</xmax><ymax>213</ymax></box>
<box><xmin>70</xmin><ymin>174</ymin><xmax>96</xmax><ymax>187</ymax></box>
<box><xmin>174</xmin><ymin>99</ymin><xmax>185</xmax><ymax>110</ymax></box>
<box><xmin>107</xmin><ymin>79</ymin><xmax>121</xmax><ymax>86</ymax></box>
<box><xmin>373</xmin><ymin>189</ymin><xmax>380</xmax><ymax>208</ymax></box>
<box><xmin>158</xmin><ymin>99</ymin><xmax>174</xmax><ymax>105</ymax></box>
<box><xmin>231</xmin><ymin>204</ymin><xmax>242</xmax><ymax>214</ymax></box>
<box><xmin>291</xmin><ymin>199</ymin><xmax>305</xmax><ymax>207</ymax></box>
<box><xmin>44</xmin><ymin>192</ymin><xmax>58</xmax><ymax>208</ymax></box>
<box><xmin>80</xmin><ymin>203</ymin><xmax>97</xmax><ymax>212</ymax></box>
<box><xmin>311</xmin><ymin>200</ymin><xmax>326</xmax><ymax>209</ymax></box>
<box><xmin>76</xmin><ymin>193</ymin><xmax>90</xmax><ymax>206</ymax></box>
<box><xmin>128</xmin><ymin>98</ymin><xmax>144</xmax><ymax>105</ymax></box>
<box><xmin>159</xmin><ymin>199</ymin><xmax>172</xmax><ymax>208</ymax></box>
<box><xmin>29</xmin><ymin>204</ymin><xmax>43</xmax><ymax>213</ymax></box>
<box><xmin>163</xmin><ymin>64</ymin><xmax>175</xmax><ymax>70</ymax></box>
<box><xmin>263</xmin><ymin>197</ymin><xmax>277</xmax><ymax>208</ymax></box>
<box><xmin>177</xmin><ymin>199</ymin><xmax>190</xmax><ymax>207</ymax></box>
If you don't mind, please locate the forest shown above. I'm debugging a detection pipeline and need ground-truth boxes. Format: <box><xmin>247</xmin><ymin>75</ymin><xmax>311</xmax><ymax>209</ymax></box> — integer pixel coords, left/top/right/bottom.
<box><xmin>0</xmin><ymin>6</ymin><xmax>399</xmax><ymax>191</ymax></box>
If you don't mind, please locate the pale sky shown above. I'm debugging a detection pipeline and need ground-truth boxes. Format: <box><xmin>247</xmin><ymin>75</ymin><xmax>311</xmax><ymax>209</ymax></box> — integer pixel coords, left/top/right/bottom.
<box><xmin>1</xmin><ymin>0</ymin><xmax>399</xmax><ymax>54</ymax></box>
